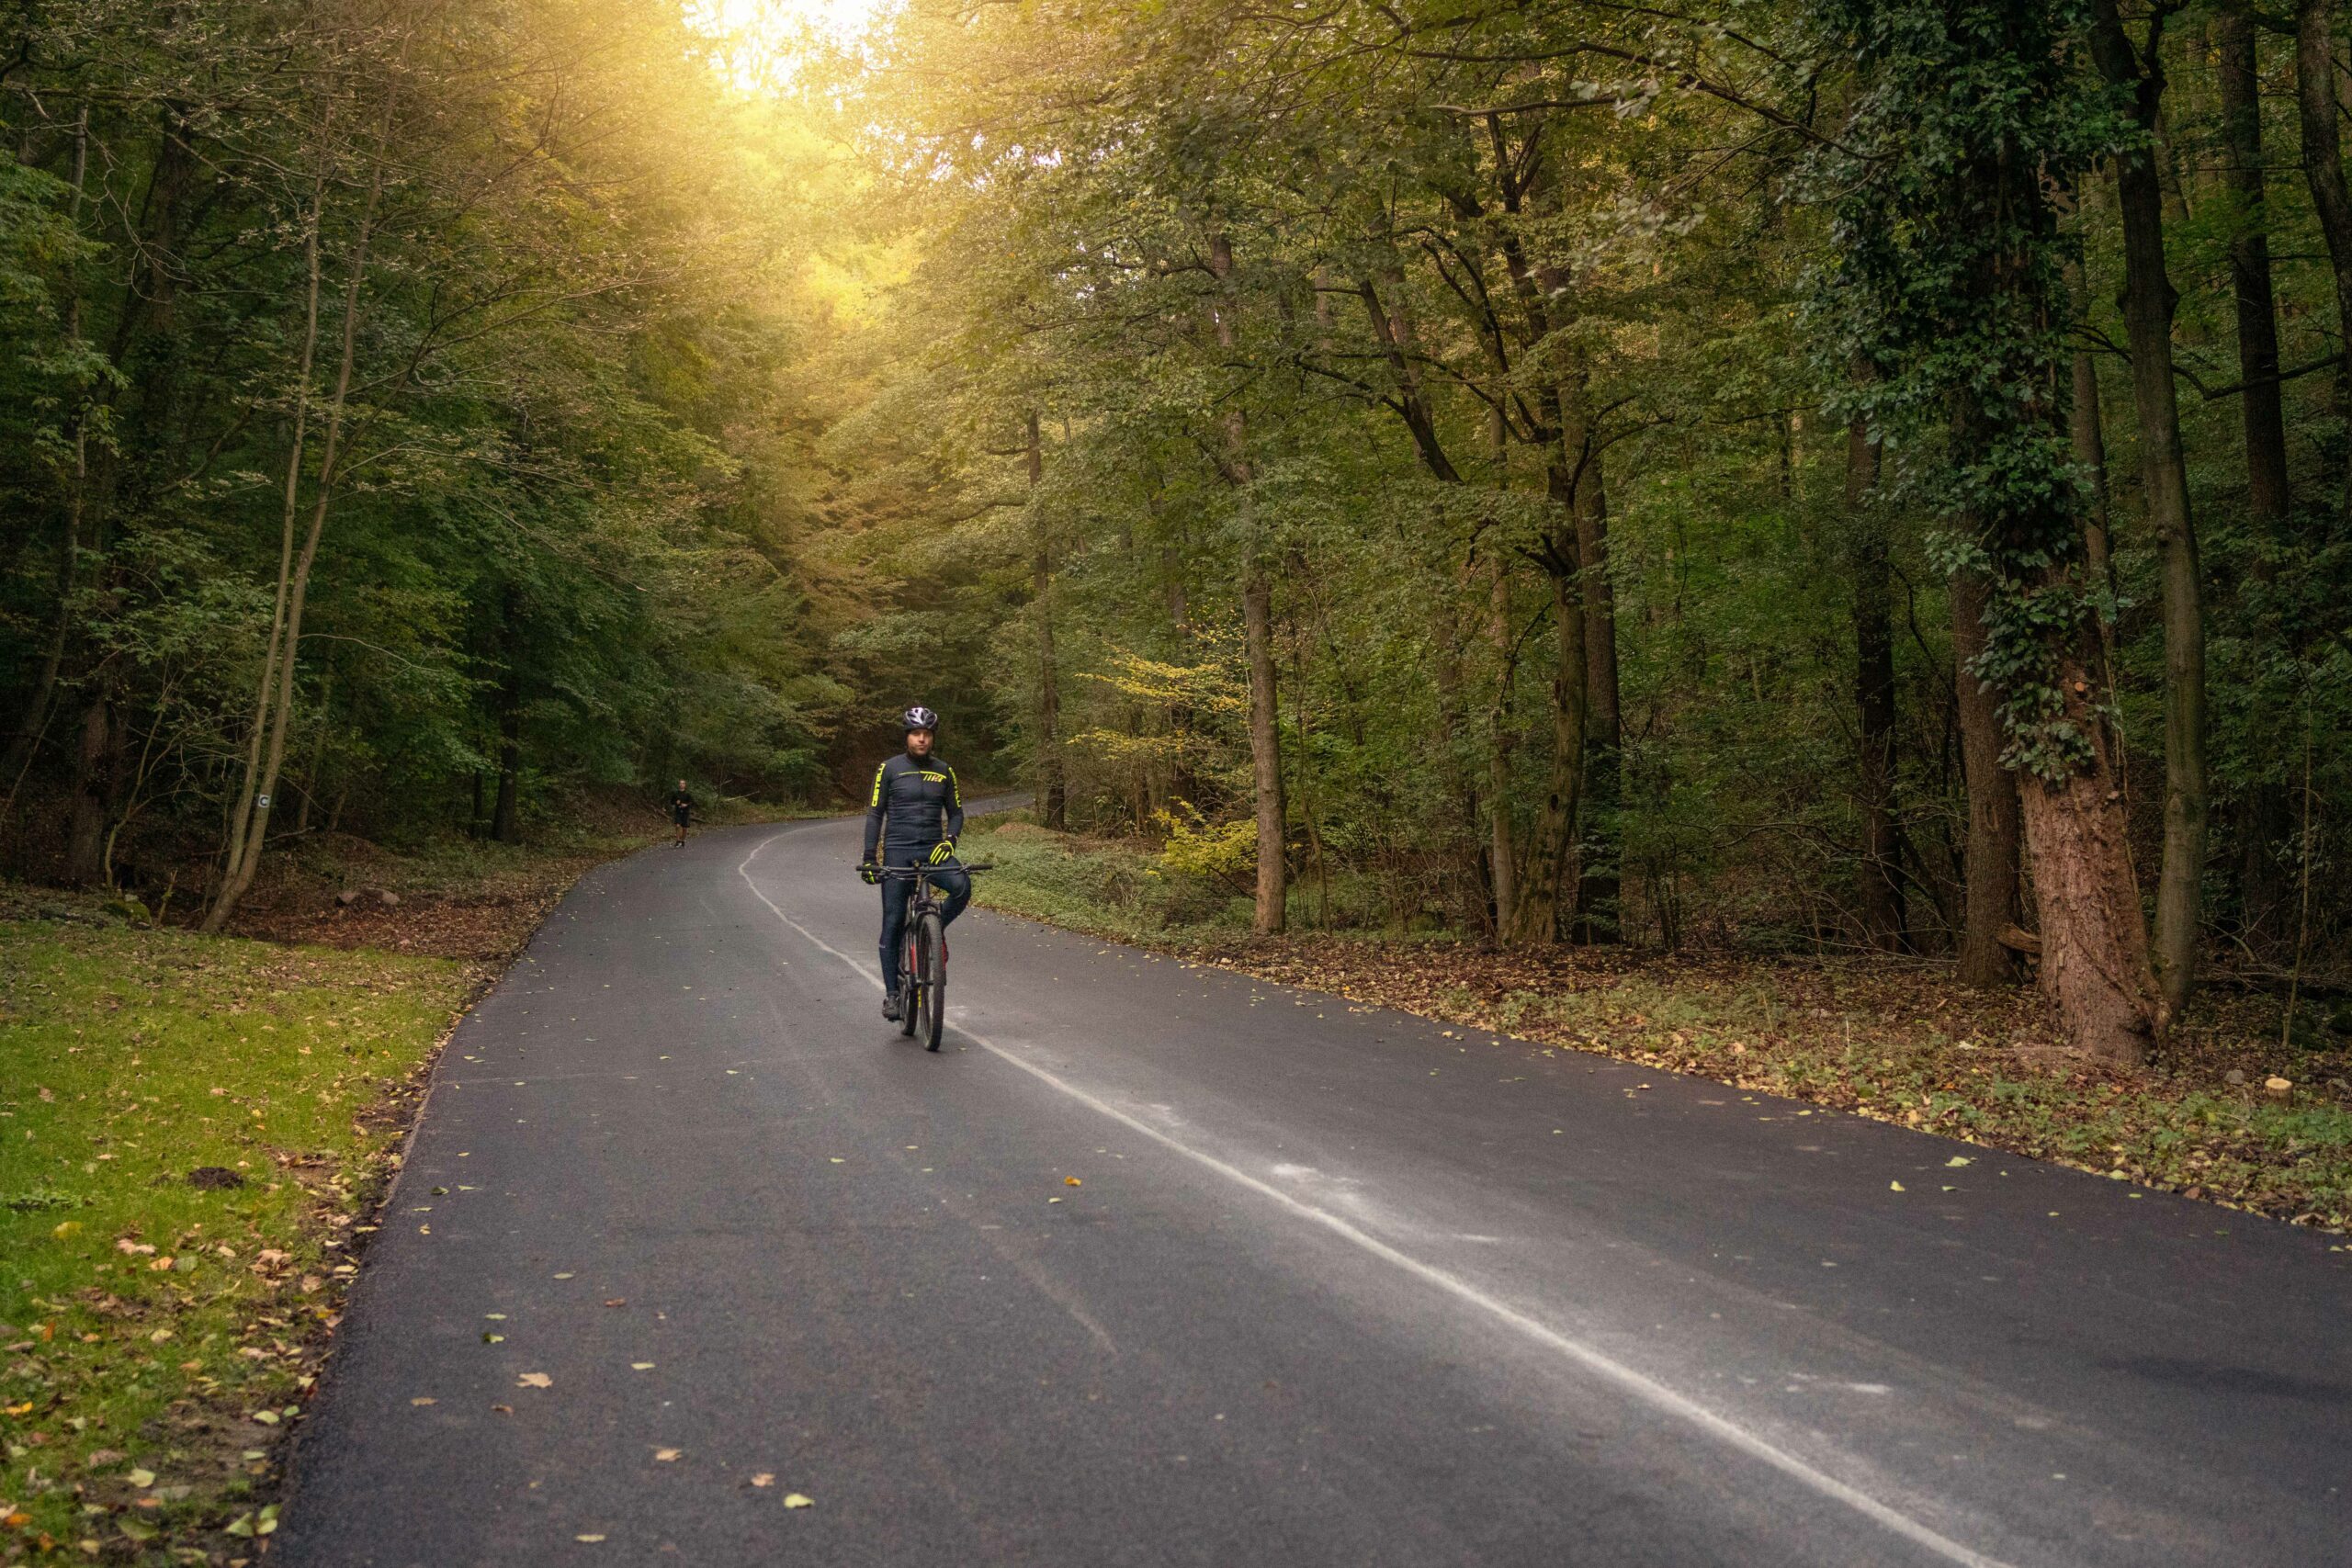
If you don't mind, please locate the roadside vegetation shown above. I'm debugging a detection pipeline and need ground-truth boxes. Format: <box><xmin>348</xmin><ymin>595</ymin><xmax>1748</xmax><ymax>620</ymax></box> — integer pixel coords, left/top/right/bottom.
<box><xmin>962</xmin><ymin>818</ymin><xmax>2352</xmax><ymax>1235</ymax></box>
<box><xmin>0</xmin><ymin>790</ymin><xmax>764</xmax><ymax>1564</ymax></box>
<box><xmin>0</xmin><ymin>902</ymin><xmax>473</xmax><ymax>1562</ymax></box>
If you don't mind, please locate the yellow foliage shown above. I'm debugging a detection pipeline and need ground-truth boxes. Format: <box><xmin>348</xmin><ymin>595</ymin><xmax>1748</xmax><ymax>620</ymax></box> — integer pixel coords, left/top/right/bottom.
<box><xmin>1153</xmin><ymin>801</ymin><xmax>1255</xmax><ymax>882</ymax></box>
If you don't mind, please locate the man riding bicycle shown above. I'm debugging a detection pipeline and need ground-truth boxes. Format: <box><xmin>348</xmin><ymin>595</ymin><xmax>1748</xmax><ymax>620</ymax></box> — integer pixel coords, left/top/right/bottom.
<box><xmin>860</xmin><ymin>705</ymin><xmax>969</xmax><ymax>1021</ymax></box>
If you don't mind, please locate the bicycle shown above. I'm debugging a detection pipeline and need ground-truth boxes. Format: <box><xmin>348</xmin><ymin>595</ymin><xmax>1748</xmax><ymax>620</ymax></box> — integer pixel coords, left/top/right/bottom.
<box><xmin>878</xmin><ymin>863</ymin><xmax>989</xmax><ymax>1052</ymax></box>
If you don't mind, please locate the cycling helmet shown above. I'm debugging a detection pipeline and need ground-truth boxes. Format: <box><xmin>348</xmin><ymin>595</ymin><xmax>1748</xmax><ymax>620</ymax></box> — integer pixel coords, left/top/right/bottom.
<box><xmin>901</xmin><ymin>705</ymin><xmax>940</xmax><ymax>733</ymax></box>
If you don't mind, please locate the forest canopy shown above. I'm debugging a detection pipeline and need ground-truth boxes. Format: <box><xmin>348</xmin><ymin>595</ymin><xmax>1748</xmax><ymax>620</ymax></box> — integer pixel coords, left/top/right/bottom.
<box><xmin>4</xmin><ymin>0</ymin><xmax>2349</xmax><ymax>1057</ymax></box>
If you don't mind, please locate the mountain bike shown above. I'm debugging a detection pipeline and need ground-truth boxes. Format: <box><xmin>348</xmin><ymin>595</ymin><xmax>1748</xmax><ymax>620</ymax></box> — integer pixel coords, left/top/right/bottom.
<box><xmin>881</xmin><ymin>863</ymin><xmax>989</xmax><ymax>1052</ymax></box>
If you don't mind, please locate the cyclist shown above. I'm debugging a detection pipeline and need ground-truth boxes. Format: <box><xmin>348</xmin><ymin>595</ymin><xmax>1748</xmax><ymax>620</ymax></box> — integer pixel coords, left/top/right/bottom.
<box><xmin>667</xmin><ymin>779</ymin><xmax>694</xmax><ymax>848</ymax></box>
<box><xmin>859</xmin><ymin>705</ymin><xmax>968</xmax><ymax>1021</ymax></box>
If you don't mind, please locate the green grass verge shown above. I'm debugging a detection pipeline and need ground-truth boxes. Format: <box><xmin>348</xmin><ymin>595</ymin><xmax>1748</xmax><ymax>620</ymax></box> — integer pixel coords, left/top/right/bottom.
<box><xmin>0</xmin><ymin>918</ymin><xmax>476</xmax><ymax>1562</ymax></box>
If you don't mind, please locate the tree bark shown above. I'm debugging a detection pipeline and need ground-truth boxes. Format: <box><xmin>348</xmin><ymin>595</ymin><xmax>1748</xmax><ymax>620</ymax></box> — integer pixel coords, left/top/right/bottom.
<box><xmin>206</xmin><ymin>98</ymin><xmax>389</xmax><ymax>931</ymax></box>
<box><xmin>2298</xmin><ymin>0</ymin><xmax>2352</xmax><ymax>504</ymax></box>
<box><xmin>1484</xmin><ymin>412</ymin><xmax>1518</xmax><ymax>938</ymax></box>
<box><xmin>63</xmin><ymin>696</ymin><xmax>113</xmax><ymax>886</ymax></box>
<box><xmin>1565</xmin><ymin>378</ymin><xmax>1624</xmax><ymax>943</ymax></box>
<box><xmin>1951</xmin><ymin>572</ymin><xmax>2020</xmax><ymax>986</ymax></box>
<box><xmin>1207</xmin><ymin>231</ymin><xmax>1285</xmax><ymax>934</ymax></box>
<box><xmin>2219</xmin><ymin>0</ymin><xmax>2298</xmax><ymax>943</ymax></box>
<box><xmin>1242</xmin><ymin>568</ymin><xmax>1285</xmax><ymax>934</ymax></box>
<box><xmin>2091</xmin><ymin>0</ymin><xmax>2209</xmax><ymax>1017</ymax></box>
<box><xmin>492</xmin><ymin>693</ymin><xmax>522</xmax><ymax>843</ymax></box>
<box><xmin>1505</xmin><ymin>512</ymin><xmax>1589</xmax><ymax>946</ymax></box>
<box><xmin>214</xmin><ymin>132</ymin><xmax>327</xmax><ymax>911</ymax></box>
<box><xmin>2219</xmin><ymin>0</ymin><xmax>2293</xmax><ymax>526</ymax></box>
<box><xmin>1025</xmin><ymin>410</ymin><xmax>1067</xmax><ymax>829</ymax></box>
<box><xmin>2016</xmin><ymin>669</ymin><xmax>2167</xmax><ymax>1065</ymax></box>
<box><xmin>1849</xmin><ymin>413</ymin><xmax>1908</xmax><ymax>952</ymax></box>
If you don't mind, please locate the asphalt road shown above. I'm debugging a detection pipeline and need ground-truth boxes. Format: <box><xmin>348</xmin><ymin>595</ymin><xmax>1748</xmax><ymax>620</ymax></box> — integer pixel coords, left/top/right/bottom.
<box><xmin>277</xmin><ymin>808</ymin><xmax>2352</xmax><ymax>1567</ymax></box>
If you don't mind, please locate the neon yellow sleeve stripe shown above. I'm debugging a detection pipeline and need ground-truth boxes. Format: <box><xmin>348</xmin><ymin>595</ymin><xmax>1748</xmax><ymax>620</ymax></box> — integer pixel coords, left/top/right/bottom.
<box><xmin>949</xmin><ymin>767</ymin><xmax>961</xmax><ymax>806</ymax></box>
<box><xmin>870</xmin><ymin>761</ymin><xmax>888</xmax><ymax>807</ymax></box>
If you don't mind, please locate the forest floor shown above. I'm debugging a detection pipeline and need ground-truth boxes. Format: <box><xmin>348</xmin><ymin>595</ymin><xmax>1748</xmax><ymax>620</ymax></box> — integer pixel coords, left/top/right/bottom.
<box><xmin>0</xmin><ymin>798</ymin><xmax>808</xmax><ymax>1565</ymax></box>
<box><xmin>960</xmin><ymin>817</ymin><xmax>2352</xmax><ymax>1237</ymax></box>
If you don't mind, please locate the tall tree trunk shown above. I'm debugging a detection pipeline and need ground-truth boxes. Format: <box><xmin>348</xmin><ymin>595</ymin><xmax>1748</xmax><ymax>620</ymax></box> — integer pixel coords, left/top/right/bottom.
<box><xmin>1242</xmin><ymin>569</ymin><xmax>1285</xmax><ymax>934</ymax></box>
<box><xmin>1484</xmin><ymin>411</ymin><xmax>1518</xmax><ymax>937</ymax></box>
<box><xmin>1208</xmin><ymin>231</ymin><xmax>1284</xmax><ymax>934</ymax></box>
<box><xmin>1025</xmin><ymin>411</ymin><xmax>1067</xmax><ymax>829</ymax></box>
<box><xmin>63</xmin><ymin>695</ymin><xmax>113</xmax><ymax>886</ymax></box>
<box><xmin>2220</xmin><ymin>0</ymin><xmax>2298</xmax><ymax>942</ymax></box>
<box><xmin>492</xmin><ymin>693</ymin><xmax>522</xmax><ymax>844</ymax></box>
<box><xmin>1505</xmin><ymin>512</ymin><xmax>1589</xmax><ymax>946</ymax></box>
<box><xmin>1565</xmin><ymin>378</ymin><xmax>1624</xmax><ymax>943</ymax></box>
<box><xmin>1849</xmin><ymin>412</ymin><xmax>1908</xmax><ymax>952</ymax></box>
<box><xmin>214</xmin><ymin>136</ymin><xmax>327</xmax><ymax>909</ymax></box>
<box><xmin>2300</xmin><ymin>0</ymin><xmax>2352</xmax><ymax>504</ymax></box>
<box><xmin>2220</xmin><ymin>0</ymin><xmax>2293</xmax><ymax>525</ymax></box>
<box><xmin>205</xmin><ymin>104</ymin><xmax>388</xmax><ymax>932</ymax></box>
<box><xmin>2091</xmin><ymin>0</ymin><xmax>2209</xmax><ymax>1017</ymax></box>
<box><xmin>1951</xmin><ymin>573</ymin><xmax>2020</xmax><ymax>985</ymax></box>
<box><xmin>2017</xmin><ymin>665</ymin><xmax>2167</xmax><ymax>1064</ymax></box>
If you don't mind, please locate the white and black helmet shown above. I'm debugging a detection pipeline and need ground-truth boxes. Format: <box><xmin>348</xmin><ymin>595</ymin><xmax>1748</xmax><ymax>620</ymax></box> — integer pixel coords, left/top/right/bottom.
<box><xmin>901</xmin><ymin>705</ymin><xmax>941</xmax><ymax>733</ymax></box>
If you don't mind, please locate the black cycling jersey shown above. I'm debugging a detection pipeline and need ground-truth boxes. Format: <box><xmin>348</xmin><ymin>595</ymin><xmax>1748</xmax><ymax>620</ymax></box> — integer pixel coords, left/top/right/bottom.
<box><xmin>667</xmin><ymin>789</ymin><xmax>693</xmax><ymax>822</ymax></box>
<box><xmin>863</xmin><ymin>751</ymin><xmax>964</xmax><ymax>862</ymax></box>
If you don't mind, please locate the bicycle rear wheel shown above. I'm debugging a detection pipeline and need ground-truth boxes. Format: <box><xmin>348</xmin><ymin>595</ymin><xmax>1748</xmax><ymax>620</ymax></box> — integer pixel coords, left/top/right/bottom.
<box><xmin>896</xmin><ymin>929</ymin><xmax>919</xmax><ymax>1037</ymax></box>
<box><xmin>917</xmin><ymin>911</ymin><xmax>946</xmax><ymax>1052</ymax></box>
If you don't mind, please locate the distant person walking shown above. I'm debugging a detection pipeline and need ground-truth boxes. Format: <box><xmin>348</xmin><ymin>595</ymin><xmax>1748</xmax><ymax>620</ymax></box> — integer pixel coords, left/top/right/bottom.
<box><xmin>668</xmin><ymin>780</ymin><xmax>694</xmax><ymax>847</ymax></box>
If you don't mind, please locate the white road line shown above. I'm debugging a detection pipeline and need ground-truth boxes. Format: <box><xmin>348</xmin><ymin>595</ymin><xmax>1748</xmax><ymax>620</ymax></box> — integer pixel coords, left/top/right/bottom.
<box><xmin>734</xmin><ymin>830</ymin><xmax>2020</xmax><ymax>1568</ymax></box>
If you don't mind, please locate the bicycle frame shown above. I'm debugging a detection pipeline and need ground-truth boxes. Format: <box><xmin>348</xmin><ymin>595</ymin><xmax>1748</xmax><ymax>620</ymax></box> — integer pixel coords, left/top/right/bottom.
<box><xmin>876</xmin><ymin>863</ymin><xmax>989</xmax><ymax>1050</ymax></box>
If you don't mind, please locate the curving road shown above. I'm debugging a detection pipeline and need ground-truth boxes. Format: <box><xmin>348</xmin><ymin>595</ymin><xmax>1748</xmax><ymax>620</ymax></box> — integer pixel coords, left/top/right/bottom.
<box><xmin>277</xmin><ymin>808</ymin><xmax>2352</xmax><ymax>1567</ymax></box>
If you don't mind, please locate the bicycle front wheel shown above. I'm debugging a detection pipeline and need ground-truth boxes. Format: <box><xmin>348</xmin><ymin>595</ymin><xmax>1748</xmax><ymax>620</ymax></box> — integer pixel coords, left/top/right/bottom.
<box><xmin>918</xmin><ymin>911</ymin><xmax>946</xmax><ymax>1052</ymax></box>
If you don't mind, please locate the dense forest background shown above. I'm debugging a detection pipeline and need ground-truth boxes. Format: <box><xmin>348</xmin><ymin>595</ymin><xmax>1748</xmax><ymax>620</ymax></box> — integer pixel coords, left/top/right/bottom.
<box><xmin>4</xmin><ymin>0</ymin><xmax>2349</xmax><ymax>1056</ymax></box>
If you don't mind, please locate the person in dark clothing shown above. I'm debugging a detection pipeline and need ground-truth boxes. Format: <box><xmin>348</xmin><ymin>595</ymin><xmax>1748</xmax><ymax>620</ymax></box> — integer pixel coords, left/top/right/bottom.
<box><xmin>859</xmin><ymin>706</ymin><xmax>967</xmax><ymax>1020</ymax></box>
<box><xmin>668</xmin><ymin>780</ymin><xmax>694</xmax><ymax>847</ymax></box>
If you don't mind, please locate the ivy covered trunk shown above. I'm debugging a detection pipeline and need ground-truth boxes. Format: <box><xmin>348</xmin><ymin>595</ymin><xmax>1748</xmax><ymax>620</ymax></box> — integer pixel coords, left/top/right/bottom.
<box><xmin>2016</xmin><ymin>670</ymin><xmax>2165</xmax><ymax>1063</ymax></box>
<box><xmin>1827</xmin><ymin>0</ymin><xmax>2163</xmax><ymax>1059</ymax></box>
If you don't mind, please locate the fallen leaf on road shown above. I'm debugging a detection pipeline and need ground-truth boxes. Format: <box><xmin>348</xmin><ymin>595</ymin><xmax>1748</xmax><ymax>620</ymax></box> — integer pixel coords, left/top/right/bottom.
<box><xmin>630</xmin><ymin>1362</ymin><xmax>654</xmax><ymax>1371</ymax></box>
<box><xmin>1946</xmin><ymin>1156</ymin><xmax>1973</xmax><ymax>1168</ymax></box>
<box><xmin>553</xmin><ymin>1272</ymin><xmax>575</xmax><ymax>1280</ymax></box>
<box><xmin>410</xmin><ymin>1398</ymin><xmax>435</xmax><ymax>1407</ymax></box>
<box><xmin>750</xmin><ymin>1474</ymin><xmax>775</xmax><ymax>1487</ymax></box>
<box><xmin>603</xmin><ymin>1299</ymin><xmax>625</xmax><ymax>1308</ymax></box>
<box><xmin>653</xmin><ymin>1449</ymin><xmax>681</xmax><ymax>1462</ymax></box>
<box><xmin>517</xmin><ymin>1372</ymin><xmax>552</xmax><ymax>1389</ymax></box>
<box><xmin>1888</xmin><ymin>1181</ymin><xmax>1905</xmax><ymax>1192</ymax></box>
<box><xmin>491</xmin><ymin>1404</ymin><xmax>514</xmax><ymax>1415</ymax></box>
<box><xmin>784</xmin><ymin>1494</ymin><xmax>813</xmax><ymax>1509</ymax></box>
<box><xmin>127</xmin><ymin>1469</ymin><xmax>155</xmax><ymax>1488</ymax></box>
<box><xmin>575</xmin><ymin>1534</ymin><xmax>605</xmax><ymax>1543</ymax></box>
<box><xmin>1065</xmin><ymin>1177</ymin><xmax>1081</xmax><ymax>1187</ymax></box>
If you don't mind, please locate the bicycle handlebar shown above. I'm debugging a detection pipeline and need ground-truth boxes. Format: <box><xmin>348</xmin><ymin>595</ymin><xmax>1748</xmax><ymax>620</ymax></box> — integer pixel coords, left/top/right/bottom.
<box><xmin>871</xmin><ymin>863</ymin><xmax>992</xmax><ymax>877</ymax></box>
